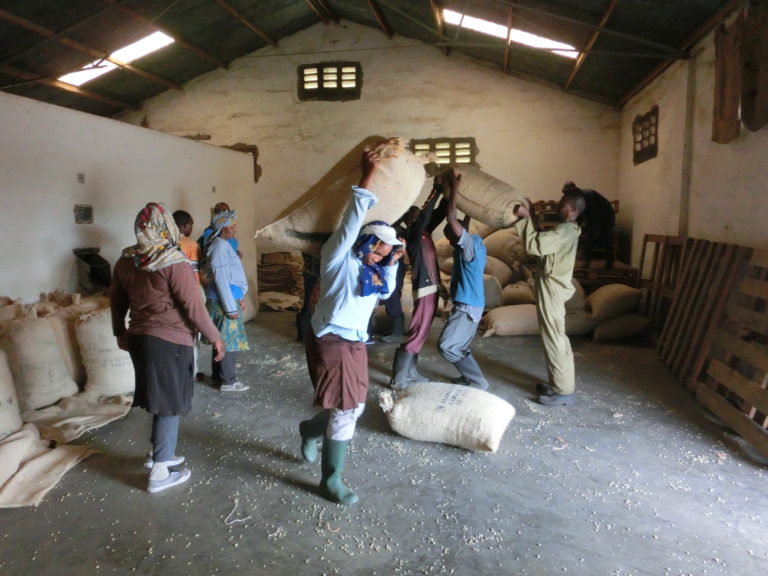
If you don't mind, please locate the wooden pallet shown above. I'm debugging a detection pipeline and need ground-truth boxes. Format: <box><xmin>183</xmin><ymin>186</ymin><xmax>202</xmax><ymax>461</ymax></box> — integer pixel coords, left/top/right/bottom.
<box><xmin>637</xmin><ymin>234</ymin><xmax>685</xmax><ymax>334</ymax></box>
<box><xmin>693</xmin><ymin>249</ymin><xmax>768</xmax><ymax>459</ymax></box>
<box><xmin>657</xmin><ymin>239</ymin><xmax>751</xmax><ymax>389</ymax></box>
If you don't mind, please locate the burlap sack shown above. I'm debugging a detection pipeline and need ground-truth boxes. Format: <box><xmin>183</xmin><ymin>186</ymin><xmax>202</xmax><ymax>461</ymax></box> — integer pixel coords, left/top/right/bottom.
<box><xmin>450</xmin><ymin>165</ymin><xmax>526</xmax><ymax>228</ymax></box>
<box><xmin>0</xmin><ymin>302</ymin><xmax>22</xmax><ymax>325</ymax></box>
<box><xmin>482</xmin><ymin>227</ymin><xmax>527</xmax><ymax>270</ymax></box>
<box><xmin>484</xmin><ymin>256</ymin><xmax>513</xmax><ymax>287</ymax></box>
<box><xmin>565</xmin><ymin>277</ymin><xmax>587</xmax><ymax>312</ymax></box>
<box><xmin>256</xmin><ymin>137</ymin><xmax>427</xmax><ymax>256</ymax></box>
<box><xmin>1</xmin><ymin>318</ymin><xmax>78</xmax><ymax>412</ymax></box>
<box><xmin>501</xmin><ymin>281</ymin><xmax>536</xmax><ymax>306</ymax></box>
<box><xmin>0</xmin><ymin>350</ymin><xmax>22</xmax><ymax>440</ymax></box>
<box><xmin>379</xmin><ymin>382</ymin><xmax>515</xmax><ymax>452</ymax></box>
<box><xmin>586</xmin><ymin>284</ymin><xmax>642</xmax><ymax>321</ymax></box>
<box><xmin>75</xmin><ymin>308</ymin><xmax>135</xmax><ymax>397</ymax></box>
<box><xmin>483</xmin><ymin>274</ymin><xmax>503</xmax><ymax>310</ymax></box>
<box><xmin>435</xmin><ymin>237</ymin><xmax>454</xmax><ymax>275</ymax></box>
<box><xmin>593</xmin><ymin>313</ymin><xmax>650</xmax><ymax>341</ymax></box>
<box><xmin>564</xmin><ymin>308</ymin><xmax>600</xmax><ymax>336</ymax></box>
<box><xmin>480</xmin><ymin>304</ymin><xmax>539</xmax><ymax>337</ymax></box>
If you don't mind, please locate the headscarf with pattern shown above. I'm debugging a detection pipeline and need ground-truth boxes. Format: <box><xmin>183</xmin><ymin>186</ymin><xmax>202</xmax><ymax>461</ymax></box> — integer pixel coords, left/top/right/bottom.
<box><xmin>121</xmin><ymin>202</ymin><xmax>187</xmax><ymax>271</ymax></box>
<box><xmin>353</xmin><ymin>220</ymin><xmax>403</xmax><ymax>297</ymax></box>
<box><xmin>206</xmin><ymin>209</ymin><xmax>237</xmax><ymax>255</ymax></box>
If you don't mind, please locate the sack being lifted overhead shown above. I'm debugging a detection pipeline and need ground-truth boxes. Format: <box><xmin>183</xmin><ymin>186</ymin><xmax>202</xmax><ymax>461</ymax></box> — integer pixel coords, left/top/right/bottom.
<box><xmin>256</xmin><ymin>136</ymin><xmax>428</xmax><ymax>257</ymax></box>
<box><xmin>446</xmin><ymin>164</ymin><xmax>527</xmax><ymax>229</ymax></box>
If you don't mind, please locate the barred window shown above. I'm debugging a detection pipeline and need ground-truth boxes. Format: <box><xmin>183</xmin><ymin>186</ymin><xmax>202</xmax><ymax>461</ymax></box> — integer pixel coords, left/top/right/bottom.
<box><xmin>409</xmin><ymin>137</ymin><xmax>478</xmax><ymax>166</ymax></box>
<box><xmin>298</xmin><ymin>62</ymin><xmax>362</xmax><ymax>101</ymax></box>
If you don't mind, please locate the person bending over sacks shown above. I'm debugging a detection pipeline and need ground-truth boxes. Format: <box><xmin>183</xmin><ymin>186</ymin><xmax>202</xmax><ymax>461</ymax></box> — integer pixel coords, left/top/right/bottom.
<box><xmin>514</xmin><ymin>190</ymin><xmax>585</xmax><ymax>406</ymax></box>
<box><xmin>299</xmin><ymin>147</ymin><xmax>404</xmax><ymax>505</ymax></box>
<box><xmin>389</xmin><ymin>180</ymin><xmax>447</xmax><ymax>388</ymax></box>
<box><xmin>437</xmin><ymin>167</ymin><xmax>490</xmax><ymax>391</ymax></box>
<box><xmin>111</xmin><ymin>202</ymin><xmax>225</xmax><ymax>494</ymax></box>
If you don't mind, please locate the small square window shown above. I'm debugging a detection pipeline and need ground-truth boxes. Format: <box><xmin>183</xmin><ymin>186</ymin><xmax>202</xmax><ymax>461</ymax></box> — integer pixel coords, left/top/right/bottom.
<box><xmin>298</xmin><ymin>62</ymin><xmax>362</xmax><ymax>101</ymax></box>
<box><xmin>632</xmin><ymin>105</ymin><xmax>658</xmax><ymax>165</ymax></box>
<box><xmin>409</xmin><ymin>137</ymin><xmax>478</xmax><ymax>166</ymax></box>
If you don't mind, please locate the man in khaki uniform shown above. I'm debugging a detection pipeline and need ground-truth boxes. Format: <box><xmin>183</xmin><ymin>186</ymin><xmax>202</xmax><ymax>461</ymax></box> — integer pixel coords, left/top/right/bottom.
<box><xmin>514</xmin><ymin>191</ymin><xmax>585</xmax><ymax>406</ymax></box>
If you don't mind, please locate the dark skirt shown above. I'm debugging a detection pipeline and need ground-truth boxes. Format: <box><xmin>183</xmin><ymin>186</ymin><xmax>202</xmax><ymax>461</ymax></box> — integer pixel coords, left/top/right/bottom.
<box><xmin>304</xmin><ymin>332</ymin><xmax>368</xmax><ymax>411</ymax></box>
<box><xmin>128</xmin><ymin>334</ymin><xmax>194</xmax><ymax>416</ymax></box>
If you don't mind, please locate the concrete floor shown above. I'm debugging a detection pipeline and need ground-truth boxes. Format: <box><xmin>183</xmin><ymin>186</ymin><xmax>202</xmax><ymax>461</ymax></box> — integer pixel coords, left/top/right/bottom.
<box><xmin>1</xmin><ymin>310</ymin><xmax>766</xmax><ymax>576</ymax></box>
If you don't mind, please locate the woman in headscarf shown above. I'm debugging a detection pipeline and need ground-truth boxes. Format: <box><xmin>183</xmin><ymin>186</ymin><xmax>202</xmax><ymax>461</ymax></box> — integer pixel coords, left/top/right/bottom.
<box><xmin>203</xmin><ymin>209</ymin><xmax>250</xmax><ymax>392</ymax></box>
<box><xmin>299</xmin><ymin>148</ymin><xmax>404</xmax><ymax>505</ymax></box>
<box><xmin>111</xmin><ymin>202</ymin><xmax>225</xmax><ymax>494</ymax></box>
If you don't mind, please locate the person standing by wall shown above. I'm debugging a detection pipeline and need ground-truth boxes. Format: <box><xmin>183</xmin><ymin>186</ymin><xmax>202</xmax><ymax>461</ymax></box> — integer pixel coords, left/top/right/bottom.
<box><xmin>204</xmin><ymin>210</ymin><xmax>250</xmax><ymax>392</ymax></box>
<box><xmin>299</xmin><ymin>147</ymin><xmax>404</xmax><ymax>505</ymax></box>
<box><xmin>111</xmin><ymin>202</ymin><xmax>225</xmax><ymax>493</ymax></box>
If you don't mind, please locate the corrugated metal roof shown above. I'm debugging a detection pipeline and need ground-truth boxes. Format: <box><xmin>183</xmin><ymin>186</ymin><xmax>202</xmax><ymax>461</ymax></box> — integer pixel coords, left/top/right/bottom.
<box><xmin>0</xmin><ymin>0</ymin><xmax>743</xmax><ymax>116</ymax></box>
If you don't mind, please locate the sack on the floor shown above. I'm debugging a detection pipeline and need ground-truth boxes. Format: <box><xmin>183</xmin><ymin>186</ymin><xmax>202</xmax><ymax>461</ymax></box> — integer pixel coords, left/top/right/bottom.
<box><xmin>0</xmin><ymin>350</ymin><xmax>22</xmax><ymax>440</ymax></box>
<box><xmin>564</xmin><ymin>308</ymin><xmax>600</xmax><ymax>336</ymax></box>
<box><xmin>379</xmin><ymin>382</ymin><xmax>515</xmax><ymax>452</ymax></box>
<box><xmin>483</xmin><ymin>274</ymin><xmax>503</xmax><ymax>310</ymax></box>
<box><xmin>480</xmin><ymin>304</ymin><xmax>539</xmax><ymax>336</ymax></box>
<box><xmin>593</xmin><ymin>313</ymin><xmax>651</xmax><ymax>340</ymax></box>
<box><xmin>450</xmin><ymin>165</ymin><xmax>527</xmax><ymax>228</ymax></box>
<box><xmin>75</xmin><ymin>308</ymin><xmax>135</xmax><ymax>397</ymax></box>
<box><xmin>482</xmin><ymin>227</ymin><xmax>527</xmax><ymax>271</ymax></box>
<box><xmin>565</xmin><ymin>278</ymin><xmax>586</xmax><ymax>312</ymax></box>
<box><xmin>1</xmin><ymin>318</ymin><xmax>79</xmax><ymax>412</ymax></box>
<box><xmin>586</xmin><ymin>284</ymin><xmax>642</xmax><ymax>321</ymax></box>
<box><xmin>256</xmin><ymin>137</ymin><xmax>427</xmax><ymax>256</ymax></box>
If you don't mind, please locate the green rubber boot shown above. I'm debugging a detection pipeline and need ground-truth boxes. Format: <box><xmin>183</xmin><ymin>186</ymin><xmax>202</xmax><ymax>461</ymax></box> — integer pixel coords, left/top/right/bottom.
<box><xmin>299</xmin><ymin>411</ymin><xmax>329</xmax><ymax>463</ymax></box>
<box><xmin>319</xmin><ymin>438</ymin><xmax>359</xmax><ymax>505</ymax></box>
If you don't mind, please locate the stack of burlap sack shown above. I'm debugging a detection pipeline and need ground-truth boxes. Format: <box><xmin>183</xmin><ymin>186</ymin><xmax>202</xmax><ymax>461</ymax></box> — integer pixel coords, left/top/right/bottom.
<box><xmin>436</xmin><ymin>226</ymin><xmax>650</xmax><ymax>340</ymax></box>
<box><xmin>256</xmin><ymin>252</ymin><xmax>304</xmax><ymax>312</ymax></box>
<box><xmin>0</xmin><ymin>292</ymin><xmax>134</xmax><ymax>444</ymax></box>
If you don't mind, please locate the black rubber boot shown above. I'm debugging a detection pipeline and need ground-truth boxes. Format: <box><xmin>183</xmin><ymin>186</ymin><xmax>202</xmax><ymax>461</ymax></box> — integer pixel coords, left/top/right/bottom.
<box><xmin>381</xmin><ymin>315</ymin><xmax>405</xmax><ymax>343</ymax></box>
<box><xmin>319</xmin><ymin>439</ymin><xmax>359</xmax><ymax>505</ymax></box>
<box><xmin>299</xmin><ymin>410</ymin><xmax>330</xmax><ymax>463</ymax></box>
<box><xmin>452</xmin><ymin>354</ymin><xmax>489</xmax><ymax>391</ymax></box>
<box><xmin>408</xmin><ymin>352</ymin><xmax>428</xmax><ymax>383</ymax></box>
<box><xmin>389</xmin><ymin>348</ymin><xmax>416</xmax><ymax>389</ymax></box>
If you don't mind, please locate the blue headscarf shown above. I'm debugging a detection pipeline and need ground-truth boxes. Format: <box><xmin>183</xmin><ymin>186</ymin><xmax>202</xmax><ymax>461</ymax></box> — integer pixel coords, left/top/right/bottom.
<box><xmin>353</xmin><ymin>220</ymin><xmax>402</xmax><ymax>297</ymax></box>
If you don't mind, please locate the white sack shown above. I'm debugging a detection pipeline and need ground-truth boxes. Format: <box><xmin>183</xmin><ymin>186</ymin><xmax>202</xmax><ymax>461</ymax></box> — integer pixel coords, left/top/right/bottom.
<box><xmin>0</xmin><ymin>350</ymin><xmax>22</xmax><ymax>440</ymax></box>
<box><xmin>76</xmin><ymin>308</ymin><xmax>135</xmax><ymax>397</ymax></box>
<box><xmin>379</xmin><ymin>382</ymin><xmax>515</xmax><ymax>452</ymax></box>
<box><xmin>593</xmin><ymin>313</ymin><xmax>650</xmax><ymax>341</ymax></box>
<box><xmin>587</xmin><ymin>284</ymin><xmax>642</xmax><ymax>321</ymax></box>
<box><xmin>502</xmin><ymin>281</ymin><xmax>536</xmax><ymax>306</ymax></box>
<box><xmin>451</xmin><ymin>165</ymin><xmax>526</xmax><ymax>228</ymax></box>
<box><xmin>480</xmin><ymin>304</ymin><xmax>540</xmax><ymax>337</ymax></box>
<box><xmin>256</xmin><ymin>137</ymin><xmax>427</xmax><ymax>256</ymax></box>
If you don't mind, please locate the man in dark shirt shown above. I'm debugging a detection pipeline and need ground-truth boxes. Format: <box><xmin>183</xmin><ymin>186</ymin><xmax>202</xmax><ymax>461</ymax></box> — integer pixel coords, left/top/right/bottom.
<box><xmin>562</xmin><ymin>181</ymin><xmax>615</xmax><ymax>268</ymax></box>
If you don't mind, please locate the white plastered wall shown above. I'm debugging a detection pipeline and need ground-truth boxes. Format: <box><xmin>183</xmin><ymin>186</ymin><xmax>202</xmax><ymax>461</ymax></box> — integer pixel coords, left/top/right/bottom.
<box><xmin>619</xmin><ymin>18</ymin><xmax>768</xmax><ymax>266</ymax></box>
<box><xmin>119</xmin><ymin>21</ymin><xmax>621</xmax><ymax>253</ymax></box>
<box><xmin>0</xmin><ymin>92</ymin><xmax>257</xmax><ymax>302</ymax></box>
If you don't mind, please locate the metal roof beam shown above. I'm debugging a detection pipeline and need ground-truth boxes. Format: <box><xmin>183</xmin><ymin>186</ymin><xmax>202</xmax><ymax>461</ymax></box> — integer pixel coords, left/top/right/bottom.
<box><xmin>315</xmin><ymin>0</ymin><xmax>340</xmax><ymax>23</ymax></box>
<box><xmin>0</xmin><ymin>8</ymin><xmax>181</xmax><ymax>91</ymax></box>
<box><xmin>210</xmin><ymin>0</ymin><xmax>278</xmax><ymax>47</ymax></box>
<box><xmin>564</xmin><ymin>0</ymin><xmax>618</xmax><ymax>91</ymax></box>
<box><xmin>428</xmin><ymin>0</ymin><xmax>449</xmax><ymax>55</ymax></box>
<box><xmin>101</xmin><ymin>0</ymin><xmax>228</xmax><ymax>69</ymax></box>
<box><xmin>304</xmin><ymin>0</ymin><xmax>330</xmax><ymax>24</ymax></box>
<box><xmin>367</xmin><ymin>0</ymin><xmax>394</xmax><ymax>37</ymax></box>
<box><xmin>0</xmin><ymin>63</ymin><xmax>138</xmax><ymax>110</ymax></box>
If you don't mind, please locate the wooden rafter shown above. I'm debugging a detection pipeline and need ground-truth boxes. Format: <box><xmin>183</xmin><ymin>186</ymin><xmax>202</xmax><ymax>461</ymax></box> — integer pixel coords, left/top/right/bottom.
<box><xmin>101</xmin><ymin>0</ymin><xmax>228</xmax><ymax>69</ymax></box>
<box><xmin>210</xmin><ymin>0</ymin><xmax>277</xmax><ymax>47</ymax></box>
<box><xmin>304</xmin><ymin>0</ymin><xmax>330</xmax><ymax>25</ymax></box>
<box><xmin>621</xmin><ymin>0</ymin><xmax>743</xmax><ymax>106</ymax></box>
<box><xmin>503</xmin><ymin>7</ymin><xmax>515</xmax><ymax>73</ymax></box>
<box><xmin>0</xmin><ymin>7</ymin><xmax>181</xmax><ymax>91</ymax></box>
<box><xmin>0</xmin><ymin>63</ymin><xmax>138</xmax><ymax>110</ymax></box>
<box><xmin>428</xmin><ymin>0</ymin><xmax>449</xmax><ymax>55</ymax></box>
<box><xmin>316</xmin><ymin>0</ymin><xmax>340</xmax><ymax>23</ymax></box>
<box><xmin>367</xmin><ymin>0</ymin><xmax>394</xmax><ymax>37</ymax></box>
<box><xmin>564</xmin><ymin>0</ymin><xmax>618</xmax><ymax>91</ymax></box>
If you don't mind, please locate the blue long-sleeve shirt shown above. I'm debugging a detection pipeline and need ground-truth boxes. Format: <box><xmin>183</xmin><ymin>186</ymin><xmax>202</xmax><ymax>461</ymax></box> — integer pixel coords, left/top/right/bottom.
<box><xmin>205</xmin><ymin>237</ymin><xmax>248</xmax><ymax>313</ymax></box>
<box><xmin>311</xmin><ymin>186</ymin><xmax>398</xmax><ymax>342</ymax></box>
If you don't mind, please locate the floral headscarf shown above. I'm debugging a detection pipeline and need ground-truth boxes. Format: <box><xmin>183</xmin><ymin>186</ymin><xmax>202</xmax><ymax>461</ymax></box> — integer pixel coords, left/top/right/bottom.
<box><xmin>121</xmin><ymin>202</ymin><xmax>187</xmax><ymax>271</ymax></box>
<box><xmin>353</xmin><ymin>220</ymin><xmax>403</xmax><ymax>297</ymax></box>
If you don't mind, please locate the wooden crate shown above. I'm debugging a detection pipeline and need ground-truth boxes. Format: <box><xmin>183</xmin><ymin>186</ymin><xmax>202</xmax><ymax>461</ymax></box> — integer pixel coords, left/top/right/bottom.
<box><xmin>692</xmin><ymin>249</ymin><xmax>768</xmax><ymax>459</ymax></box>
<box><xmin>637</xmin><ymin>234</ymin><xmax>685</xmax><ymax>334</ymax></box>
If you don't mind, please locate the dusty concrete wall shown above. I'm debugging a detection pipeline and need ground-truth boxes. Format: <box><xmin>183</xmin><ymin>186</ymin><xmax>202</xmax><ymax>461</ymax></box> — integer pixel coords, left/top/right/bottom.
<box><xmin>620</xmin><ymin>20</ymin><xmax>768</xmax><ymax>265</ymax></box>
<box><xmin>0</xmin><ymin>92</ymin><xmax>257</xmax><ymax>302</ymax></box>
<box><xmin>120</xmin><ymin>21</ymin><xmax>621</xmax><ymax>254</ymax></box>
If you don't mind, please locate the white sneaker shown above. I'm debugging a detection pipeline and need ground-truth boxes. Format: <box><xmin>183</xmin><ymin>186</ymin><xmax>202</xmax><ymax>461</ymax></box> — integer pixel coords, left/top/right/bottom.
<box><xmin>148</xmin><ymin>469</ymin><xmax>192</xmax><ymax>494</ymax></box>
<box><xmin>144</xmin><ymin>453</ymin><xmax>185</xmax><ymax>469</ymax></box>
<box><xmin>220</xmin><ymin>381</ymin><xmax>249</xmax><ymax>392</ymax></box>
